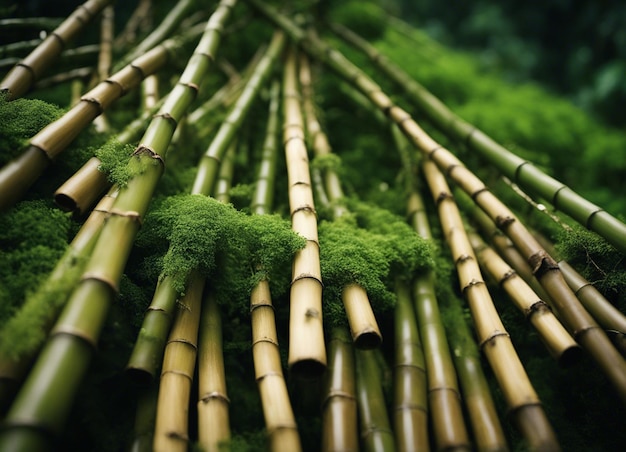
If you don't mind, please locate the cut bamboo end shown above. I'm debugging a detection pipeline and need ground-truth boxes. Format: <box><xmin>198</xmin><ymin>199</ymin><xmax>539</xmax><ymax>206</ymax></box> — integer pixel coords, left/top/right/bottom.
<box><xmin>288</xmin><ymin>277</ymin><xmax>326</xmax><ymax>375</ymax></box>
<box><xmin>342</xmin><ymin>284</ymin><xmax>382</xmax><ymax>349</ymax></box>
<box><xmin>54</xmin><ymin>157</ymin><xmax>110</xmax><ymax>214</ymax></box>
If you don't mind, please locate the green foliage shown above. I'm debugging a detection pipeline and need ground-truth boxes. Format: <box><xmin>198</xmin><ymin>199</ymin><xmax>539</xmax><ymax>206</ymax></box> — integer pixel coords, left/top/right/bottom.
<box><xmin>311</xmin><ymin>152</ymin><xmax>342</xmax><ymax>173</ymax></box>
<box><xmin>319</xmin><ymin>202</ymin><xmax>434</xmax><ymax>326</ymax></box>
<box><xmin>136</xmin><ymin>194</ymin><xmax>305</xmax><ymax>315</ymax></box>
<box><xmin>329</xmin><ymin>1</ymin><xmax>386</xmax><ymax>40</ymax></box>
<box><xmin>0</xmin><ymin>92</ymin><xmax>64</xmax><ymax>164</ymax></box>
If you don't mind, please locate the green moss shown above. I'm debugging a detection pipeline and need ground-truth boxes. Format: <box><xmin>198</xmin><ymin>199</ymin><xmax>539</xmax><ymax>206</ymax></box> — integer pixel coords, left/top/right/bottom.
<box><xmin>95</xmin><ymin>139</ymin><xmax>141</xmax><ymax>187</ymax></box>
<box><xmin>0</xmin><ymin>92</ymin><xmax>64</xmax><ymax>165</ymax></box>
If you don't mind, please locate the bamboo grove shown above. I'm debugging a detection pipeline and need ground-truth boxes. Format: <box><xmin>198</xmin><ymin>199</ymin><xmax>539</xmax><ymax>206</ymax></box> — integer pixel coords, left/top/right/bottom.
<box><xmin>1</xmin><ymin>1</ymin><xmax>626</xmax><ymax>451</ymax></box>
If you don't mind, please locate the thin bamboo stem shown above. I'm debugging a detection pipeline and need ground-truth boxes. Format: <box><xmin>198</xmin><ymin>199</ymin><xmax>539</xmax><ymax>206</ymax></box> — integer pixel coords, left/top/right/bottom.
<box><xmin>0</xmin><ymin>3</ymin><xmax>235</xmax><ymax>448</ymax></box>
<box><xmin>469</xmin><ymin>231</ymin><xmax>581</xmax><ymax>365</ymax></box>
<box><xmin>423</xmin><ymin>159</ymin><xmax>559</xmax><ymax>451</ymax></box>
<box><xmin>0</xmin><ymin>0</ymin><xmax>112</xmax><ymax>100</ymax></box>
<box><xmin>153</xmin><ymin>271</ymin><xmax>204</xmax><ymax>452</ymax></box>
<box><xmin>283</xmin><ymin>45</ymin><xmax>326</xmax><ymax>376</ymax></box>
<box><xmin>393</xmin><ymin>279</ymin><xmax>429</xmax><ymax>451</ymax></box>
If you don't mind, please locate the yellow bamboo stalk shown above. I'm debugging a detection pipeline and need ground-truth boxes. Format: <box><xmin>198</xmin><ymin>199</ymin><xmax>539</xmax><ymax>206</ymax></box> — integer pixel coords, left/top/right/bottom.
<box><xmin>469</xmin><ymin>231</ymin><xmax>580</xmax><ymax>365</ymax></box>
<box><xmin>422</xmin><ymin>159</ymin><xmax>560</xmax><ymax>451</ymax></box>
<box><xmin>153</xmin><ymin>271</ymin><xmax>204</xmax><ymax>452</ymax></box>
<box><xmin>283</xmin><ymin>46</ymin><xmax>326</xmax><ymax>375</ymax></box>
<box><xmin>197</xmin><ymin>289</ymin><xmax>231</xmax><ymax>452</ymax></box>
<box><xmin>251</xmin><ymin>280</ymin><xmax>301</xmax><ymax>451</ymax></box>
<box><xmin>1</xmin><ymin>0</ymin><xmax>113</xmax><ymax>99</ymax></box>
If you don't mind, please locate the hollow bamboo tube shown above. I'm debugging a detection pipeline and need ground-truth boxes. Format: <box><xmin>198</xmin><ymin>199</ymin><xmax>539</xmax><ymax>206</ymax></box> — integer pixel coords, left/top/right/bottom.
<box><xmin>469</xmin><ymin>232</ymin><xmax>581</xmax><ymax>366</ymax></box>
<box><xmin>394</xmin><ymin>279</ymin><xmax>429</xmax><ymax>451</ymax></box>
<box><xmin>197</xmin><ymin>289</ymin><xmax>230</xmax><ymax>452</ymax></box>
<box><xmin>0</xmin><ymin>0</ymin><xmax>112</xmax><ymax>99</ymax></box>
<box><xmin>251</xmin><ymin>280</ymin><xmax>301</xmax><ymax>451</ymax></box>
<box><xmin>559</xmin><ymin>261</ymin><xmax>626</xmax><ymax>354</ymax></box>
<box><xmin>321</xmin><ymin>326</ymin><xmax>358</xmax><ymax>452</ymax></box>
<box><xmin>355</xmin><ymin>348</ymin><xmax>396</xmax><ymax>451</ymax></box>
<box><xmin>0</xmin><ymin>4</ymin><xmax>234</xmax><ymax>448</ymax></box>
<box><xmin>153</xmin><ymin>272</ymin><xmax>204</xmax><ymax>452</ymax></box>
<box><xmin>283</xmin><ymin>46</ymin><xmax>326</xmax><ymax>375</ymax></box>
<box><xmin>54</xmin><ymin>156</ymin><xmax>109</xmax><ymax>214</ymax></box>
<box><xmin>423</xmin><ymin>159</ymin><xmax>559</xmax><ymax>451</ymax></box>
<box><xmin>342</xmin><ymin>284</ymin><xmax>382</xmax><ymax>349</ymax></box>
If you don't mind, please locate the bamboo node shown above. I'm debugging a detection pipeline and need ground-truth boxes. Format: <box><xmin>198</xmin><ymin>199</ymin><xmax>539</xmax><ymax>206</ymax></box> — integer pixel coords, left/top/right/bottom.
<box><xmin>394</xmin><ymin>402</ymin><xmax>428</xmax><ymax>413</ymax></box>
<box><xmin>462</xmin><ymin>278</ymin><xmax>485</xmax><ymax>294</ymax></box>
<box><xmin>471</xmin><ymin>186</ymin><xmax>489</xmax><ymax>200</ymax></box>
<box><xmin>108</xmin><ymin>207</ymin><xmax>143</xmax><ymax>226</ymax></box>
<box><xmin>80</xmin><ymin>96</ymin><xmax>104</xmax><ymax>114</ymax></box>
<box><xmin>14</xmin><ymin>63</ymin><xmax>36</xmax><ymax>80</ymax></box>
<box><xmin>250</xmin><ymin>301</ymin><xmax>275</xmax><ymax>313</ymax></box>
<box><xmin>322</xmin><ymin>389</ymin><xmax>356</xmax><ymax>408</ymax></box>
<box><xmin>435</xmin><ymin>191</ymin><xmax>453</xmax><ymax>206</ymax></box>
<box><xmin>514</xmin><ymin>160</ymin><xmax>532</xmax><ymax>184</ymax></box>
<box><xmin>133</xmin><ymin>145</ymin><xmax>166</xmax><ymax>167</ymax></box>
<box><xmin>428</xmin><ymin>145</ymin><xmax>444</xmax><ymax>157</ymax></box>
<box><xmin>525</xmin><ymin>300</ymin><xmax>550</xmax><ymax>319</ymax></box>
<box><xmin>528</xmin><ymin>250</ymin><xmax>559</xmax><ymax>278</ymax></box>
<box><xmin>166</xmin><ymin>338</ymin><xmax>198</xmax><ymax>350</ymax></box>
<box><xmin>585</xmin><ymin>207</ymin><xmax>606</xmax><ymax>230</ymax></box>
<box><xmin>256</xmin><ymin>370</ymin><xmax>283</xmax><ymax>382</ymax></box>
<box><xmin>479</xmin><ymin>330</ymin><xmax>510</xmax><ymax>349</ymax></box>
<box><xmin>179</xmin><ymin>81</ymin><xmax>200</xmax><ymax>96</ymax></box>
<box><xmin>50</xmin><ymin>32</ymin><xmax>66</xmax><ymax>48</ymax></box>
<box><xmin>360</xmin><ymin>426</ymin><xmax>394</xmax><ymax>439</ymax></box>
<box><xmin>500</xmin><ymin>268</ymin><xmax>517</xmax><ymax>284</ymax></box>
<box><xmin>252</xmin><ymin>336</ymin><xmax>279</xmax><ymax>347</ymax></box>
<box><xmin>199</xmin><ymin>391</ymin><xmax>230</xmax><ymax>404</ymax></box>
<box><xmin>456</xmin><ymin>253</ymin><xmax>473</xmax><ymax>264</ymax></box>
<box><xmin>50</xmin><ymin>328</ymin><xmax>99</xmax><ymax>350</ymax></box>
<box><xmin>151</xmin><ymin>112</ymin><xmax>178</xmax><ymax>129</ymax></box>
<box><xmin>291</xmin><ymin>204</ymin><xmax>317</xmax><ymax>217</ymax></box>
<box><xmin>495</xmin><ymin>215</ymin><xmax>515</xmax><ymax>229</ymax></box>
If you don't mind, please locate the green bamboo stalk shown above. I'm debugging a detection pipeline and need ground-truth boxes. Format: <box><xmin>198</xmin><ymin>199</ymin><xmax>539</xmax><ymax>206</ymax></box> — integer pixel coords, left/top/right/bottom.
<box><xmin>0</xmin><ymin>23</ymin><xmax>201</xmax><ymax>211</ymax></box>
<box><xmin>126</xmin><ymin>30</ymin><xmax>282</xmax><ymax>381</ymax></box>
<box><xmin>469</xmin><ymin>231</ymin><xmax>581</xmax><ymax>365</ymax></box>
<box><xmin>282</xmin><ymin>45</ymin><xmax>326</xmax><ymax>376</ymax></box>
<box><xmin>251</xmin><ymin>5</ymin><xmax>626</xmax><ymax>406</ymax></box>
<box><xmin>355</xmin><ymin>348</ymin><xmax>396</xmax><ymax>452</ymax></box>
<box><xmin>193</xmin><ymin>30</ymin><xmax>285</xmax><ymax>196</ymax></box>
<box><xmin>129</xmin><ymin>382</ymin><xmax>159</xmax><ymax>452</ymax></box>
<box><xmin>1</xmin><ymin>0</ymin><xmax>112</xmax><ymax>100</ymax></box>
<box><xmin>91</xmin><ymin>5</ymin><xmax>115</xmax><ymax>133</ymax></box>
<box><xmin>114</xmin><ymin>0</ymin><xmax>197</xmax><ymax>71</ymax></box>
<box><xmin>299</xmin><ymin>51</ymin><xmax>382</xmax><ymax>349</ymax></box>
<box><xmin>0</xmin><ymin>3</ymin><xmax>235</xmax><ymax>449</ymax></box>
<box><xmin>393</xmin><ymin>279</ymin><xmax>429</xmax><ymax>451</ymax></box>
<box><xmin>423</xmin><ymin>158</ymin><xmax>559</xmax><ymax>450</ymax></box>
<box><xmin>0</xmin><ymin>187</ymin><xmax>118</xmax><ymax>414</ymax></box>
<box><xmin>406</xmin><ymin>194</ymin><xmax>476</xmax><ymax>451</ymax></box>
<box><xmin>0</xmin><ymin>39</ymin><xmax>41</xmax><ymax>58</ymax></box>
<box><xmin>0</xmin><ymin>44</ymin><xmax>100</xmax><ymax>73</ymax></box>
<box><xmin>329</xmin><ymin>22</ymin><xmax>626</xmax><ymax>255</ymax></box>
<box><xmin>153</xmin><ymin>271</ymin><xmax>204</xmax><ymax>452</ymax></box>
<box><xmin>321</xmin><ymin>326</ymin><xmax>358</xmax><ymax>452</ymax></box>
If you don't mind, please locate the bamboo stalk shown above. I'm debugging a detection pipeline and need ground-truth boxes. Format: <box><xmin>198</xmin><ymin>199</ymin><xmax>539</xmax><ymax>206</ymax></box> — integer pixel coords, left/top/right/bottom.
<box><xmin>0</xmin><ymin>3</ymin><xmax>235</xmax><ymax>448</ymax></box>
<box><xmin>0</xmin><ymin>0</ymin><xmax>113</xmax><ymax>100</ymax></box>
<box><xmin>321</xmin><ymin>326</ymin><xmax>358</xmax><ymax>452</ymax></box>
<box><xmin>299</xmin><ymin>51</ymin><xmax>382</xmax><ymax>349</ymax></box>
<box><xmin>54</xmin><ymin>156</ymin><xmax>110</xmax><ymax>214</ymax></box>
<box><xmin>196</xmin><ymin>288</ymin><xmax>231</xmax><ymax>452</ymax></box>
<box><xmin>114</xmin><ymin>0</ymin><xmax>152</xmax><ymax>48</ymax></box>
<box><xmin>422</xmin><ymin>158</ymin><xmax>559</xmax><ymax>450</ymax></box>
<box><xmin>130</xmin><ymin>382</ymin><xmax>159</xmax><ymax>452</ymax></box>
<box><xmin>558</xmin><ymin>261</ymin><xmax>626</xmax><ymax>355</ymax></box>
<box><xmin>329</xmin><ymin>22</ymin><xmax>626</xmax><ymax>255</ymax></box>
<box><xmin>469</xmin><ymin>231</ymin><xmax>581</xmax><ymax>365</ymax></box>
<box><xmin>0</xmin><ymin>26</ymin><xmax>180</xmax><ymax>211</ymax></box>
<box><xmin>193</xmin><ymin>30</ymin><xmax>285</xmax><ymax>196</ymax></box>
<box><xmin>393</xmin><ymin>279</ymin><xmax>429</xmax><ymax>451</ymax></box>
<box><xmin>355</xmin><ymin>348</ymin><xmax>396</xmax><ymax>451</ymax></box>
<box><xmin>251</xmin><ymin>6</ymin><xmax>626</xmax><ymax>406</ymax></box>
<box><xmin>282</xmin><ymin>45</ymin><xmax>326</xmax><ymax>376</ymax></box>
<box><xmin>91</xmin><ymin>5</ymin><xmax>115</xmax><ymax>132</ymax></box>
<box><xmin>153</xmin><ymin>271</ymin><xmax>204</xmax><ymax>452</ymax></box>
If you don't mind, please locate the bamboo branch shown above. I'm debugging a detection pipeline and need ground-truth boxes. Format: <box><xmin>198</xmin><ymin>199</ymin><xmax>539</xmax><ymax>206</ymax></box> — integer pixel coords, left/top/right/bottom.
<box><xmin>1</xmin><ymin>0</ymin><xmax>113</xmax><ymax>100</ymax></box>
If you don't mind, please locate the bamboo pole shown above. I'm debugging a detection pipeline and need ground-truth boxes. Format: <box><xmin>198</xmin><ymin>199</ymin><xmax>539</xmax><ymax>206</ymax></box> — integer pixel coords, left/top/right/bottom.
<box><xmin>0</xmin><ymin>24</ymin><xmax>193</xmax><ymax>211</ymax></box>
<box><xmin>355</xmin><ymin>348</ymin><xmax>396</xmax><ymax>451</ymax></box>
<box><xmin>91</xmin><ymin>5</ymin><xmax>114</xmax><ymax>132</ymax></box>
<box><xmin>54</xmin><ymin>156</ymin><xmax>110</xmax><ymax>214</ymax></box>
<box><xmin>126</xmin><ymin>29</ymin><xmax>282</xmax><ymax>382</ymax></box>
<box><xmin>248</xmin><ymin>4</ymin><xmax>626</xmax><ymax>406</ymax></box>
<box><xmin>282</xmin><ymin>45</ymin><xmax>326</xmax><ymax>375</ymax></box>
<box><xmin>0</xmin><ymin>3</ymin><xmax>235</xmax><ymax>449</ymax></box>
<box><xmin>248</xmin><ymin>79</ymin><xmax>302</xmax><ymax>451</ymax></box>
<box><xmin>0</xmin><ymin>0</ymin><xmax>112</xmax><ymax>100</ymax></box>
<box><xmin>321</xmin><ymin>326</ymin><xmax>358</xmax><ymax>452</ymax></box>
<box><xmin>422</xmin><ymin>159</ymin><xmax>559</xmax><ymax>450</ymax></box>
<box><xmin>299</xmin><ymin>51</ymin><xmax>382</xmax><ymax>349</ymax></box>
<box><xmin>0</xmin><ymin>187</ymin><xmax>118</xmax><ymax>413</ymax></box>
<box><xmin>153</xmin><ymin>271</ymin><xmax>204</xmax><ymax>452</ymax></box>
<box><xmin>196</xmin><ymin>288</ymin><xmax>231</xmax><ymax>452</ymax></box>
<box><xmin>393</xmin><ymin>279</ymin><xmax>429</xmax><ymax>451</ymax></box>
<box><xmin>469</xmin><ymin>231</ymin><xmax>581</xmax><ymax>365</ymax></box>
<box><xmin>329</xmin><ymin>22</ymin><xmax>626</xmax><ymax>255</ymax></box>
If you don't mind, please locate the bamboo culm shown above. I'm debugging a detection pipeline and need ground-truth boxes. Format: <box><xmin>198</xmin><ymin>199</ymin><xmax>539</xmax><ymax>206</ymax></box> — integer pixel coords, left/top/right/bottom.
<box><xmin>0</xmin><ymin>3</ymin><xmax>236</xmax><ymax>449</ymax></box>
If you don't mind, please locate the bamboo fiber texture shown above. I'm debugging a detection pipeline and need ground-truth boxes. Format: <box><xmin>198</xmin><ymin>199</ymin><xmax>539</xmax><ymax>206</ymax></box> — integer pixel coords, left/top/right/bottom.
<box><xmin>282</xmin><ymin>46</ymin><xmax>326</xmax><ymax>376</ymax></box>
